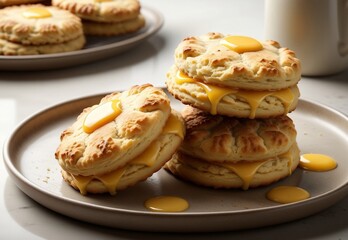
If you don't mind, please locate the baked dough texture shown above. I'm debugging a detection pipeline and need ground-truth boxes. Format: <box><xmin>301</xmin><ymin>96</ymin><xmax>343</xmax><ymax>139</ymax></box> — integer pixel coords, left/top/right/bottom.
<box><xmin>165</xmin><ymin>143</ymin><xmax>300</xmax><ymax>189</ymax></box>
<box><xmin>174</xmin><ymin>32</ymin><xmax>301</xmax><ymax>91</ymax></box>
<box><xmin>0</xmin><ymin>34</ymin><xmax>85</xmax><ymax>55</ymax></box>
<box><xmin>180</xmin><ymin>106</ymin><xmax>297</xmax><ymax>162</ymax></box>
<box><xmin>61</xmin><ymin>110</ymin><xmax>185</xmax><ymax>195</ymax></box>
<box><xmin>166</xmin><ymin>65</ymin><xmax>300</xmax><ymax>118</ymax></box>
<box><xmin>82</xmin><ymin>14</ymin><xmax>145</xmax><ymax>36</ymax></box>
<box><xmin>0</xmin><ymin>4</ymin><xmax>84</xmax><ymax>45</ymax></box>
<box><xmin>52</xmin><ymin>0</ymin><xmax>141</xmax><ymax>23</ymax></box>
<box><xmin>55</xmin><ymin>84</ymin><xmax>172</xmax><ymax>177</ymax></box>
<box><xmin>0</xmin><ymin>0</ymin><xmax>45</xmax><ymax>8</ymax></box>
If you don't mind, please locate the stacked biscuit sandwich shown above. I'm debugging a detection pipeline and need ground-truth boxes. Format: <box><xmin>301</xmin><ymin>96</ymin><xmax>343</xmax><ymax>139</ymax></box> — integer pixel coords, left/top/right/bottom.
<box><xmin>0</xmin><ymin>4</ymin><xmax>85</xmax><ymax>55</ymax></box>
<box><xmin>55</xmin><ymin>84</ymin><xmax>185</xmax><ymax>195</ymax></box>
<box><xmin>165</xmin><ymin>32</ymin><xmax>302</xmax><ymax>190</ymax></box>
<box><xmin>52</xmin><ymin>0</ymin><xmax>145</xmax><ymax>36</ymax></box>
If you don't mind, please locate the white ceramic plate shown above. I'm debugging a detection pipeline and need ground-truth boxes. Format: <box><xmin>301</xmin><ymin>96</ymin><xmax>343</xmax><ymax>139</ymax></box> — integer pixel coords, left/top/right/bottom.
<box><xmin>0</xmin><ymin>6</ymin><xmax>163</xmax><ymax>71</ymax></box>
<box><xmin>3</xmin><ymin>93</ymin><xmax>348</xmax><ymax>232</ymax></box>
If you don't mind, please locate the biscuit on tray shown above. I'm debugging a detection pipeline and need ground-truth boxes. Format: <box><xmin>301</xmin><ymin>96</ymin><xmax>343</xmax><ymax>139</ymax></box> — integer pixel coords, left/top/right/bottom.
<box><xmin>166</xmin><ymin>32</ymin><xmax>301</xmax><ymax>118</ymax></box>
<box><xmin>52</xmin><ymin>0</ymin><xmax>145</xmax><ymax>36</ymax></box>
<box><xmin>52</xmin><ymin>0</ymin><xmax>141</xmax><ymax>23</ymax></box>
<box><xmin>55</xmin><ymin>84</ymin><xmax>185</xmax><ymax>195</ymax></box>
<box><xmin>165</xmin><ymin>106</ymin><xmax>300</xmax><ymax>190</ymax></box>
<box><xmin>82</xmin><ymin>14</ymin><xmax>145</xmax><ymax>36</ymax></box>
<box><xmin>0</xmin><ymin>4</ymin><xmax>85</xmax><ymax>55</ymax></box>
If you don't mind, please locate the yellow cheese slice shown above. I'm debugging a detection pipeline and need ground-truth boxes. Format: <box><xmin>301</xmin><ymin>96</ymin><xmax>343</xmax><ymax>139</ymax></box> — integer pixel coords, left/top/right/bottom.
<box><xmin>175</xmin><ymin>71</ymin><xmax>295</xmax><ymax>118</ymax></box>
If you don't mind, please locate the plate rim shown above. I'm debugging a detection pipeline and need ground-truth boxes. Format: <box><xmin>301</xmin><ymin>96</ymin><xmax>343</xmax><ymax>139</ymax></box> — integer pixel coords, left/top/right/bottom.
<box><xmin>0</xmin><ymin>5</ymin><xmax>164</xmax><ymax>61</ymax></box>
<box><xmin>3</xmin><ymin>93</ymin><xmax>348</xmax><ymax>219</ymax></box>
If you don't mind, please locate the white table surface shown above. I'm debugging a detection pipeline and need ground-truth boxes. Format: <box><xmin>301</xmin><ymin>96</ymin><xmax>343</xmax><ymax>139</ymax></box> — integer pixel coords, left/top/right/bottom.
<box><xmin>1</xmin><ymin>0</ymin><xmax>348</xmax><ymax>239</ymax></box>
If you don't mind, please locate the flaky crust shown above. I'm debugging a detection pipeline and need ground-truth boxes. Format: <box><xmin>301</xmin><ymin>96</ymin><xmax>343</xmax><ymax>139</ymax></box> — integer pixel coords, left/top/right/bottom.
<box><xmin>82</xmin><ymin>14</ymin><xmax>145</xmax><ymax>36</ymax></box>
<box><xmin>174</xmin><ymin>32</ymin><xmax>301</xmax><ymax>91</ymax></box>
<box><xmin>61</xmin><ymin>110</ymin><xmax>185</xmax><ymax>195</ymax></box>
<box><xmin>52</xmin><ymin>0</ymin><xmax>140</xmax><ymax>23</ymax></box>
<box><xmin>55</xmin><ymin>84</ymin><xmax>171</xmax><ymax>176</ymax></box>
<box><xmin>165</xmin><ymin>143</ymin><xmax>300</xmax><ymax>189</ymax></box>
<box><xmin>166</xmin><ymin>65</ymin><xmax>300</xmax><ymax>118</ymax></box>
<box><xmin>180</xmin><ymin>106</ymin><xmax>297</xmax><ymax>162</ymax></box>
<box><xmin>0</xmin><ymin>4</ymin><xmax>83</xmax><ymax>45</ymax></box>
<box><xmin>0</xmin><ymin>34</ymin><xmax>85</xmax><ymax>55</ymax></box>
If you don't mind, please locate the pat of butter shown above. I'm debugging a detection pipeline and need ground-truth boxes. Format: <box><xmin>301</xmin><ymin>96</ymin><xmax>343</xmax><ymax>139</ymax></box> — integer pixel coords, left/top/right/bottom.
<box><xmin>22</xmin><ymin>7</ymin><xmax>52</xmax><ymax>19</ymax></box>
<box><xmin>220</xmin><ymin>36</ymin><xmax>263</xmax><ymax>53</ymax></box>
<box><xmin>83</xmin><ymin>100</ymin><xmax>122</xmax><ymax>134</ymax></box>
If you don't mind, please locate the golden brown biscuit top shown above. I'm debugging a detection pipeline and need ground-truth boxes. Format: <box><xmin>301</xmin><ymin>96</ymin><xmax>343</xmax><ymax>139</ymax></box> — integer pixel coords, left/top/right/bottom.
<box><xmin>52</xmin><ymin>0</ymin><xmax>140</xmax><ymax>23</ymax></box>
<box><xmin>0</xmin><ymin>4</ymin><xmax>83</xmax><ymax>45</ymax></box>
<box><xmin>55</xmin><ymin>84</ymin><xmax>171</xmax><ymax>176</ymax></box>
<box><xmin>174</xmin><ymin>32</ymin><xmax>301</xmax><ymax>91</ymax></box>
<box><xmin>179</xmin><ymin>106</ymin><xmax>297</xmax><ymax>162</ymax></box>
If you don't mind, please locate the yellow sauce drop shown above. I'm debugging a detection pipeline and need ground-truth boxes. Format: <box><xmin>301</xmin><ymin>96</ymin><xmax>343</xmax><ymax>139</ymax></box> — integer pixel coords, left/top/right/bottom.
<box><xmin>22</xmin><ymin>7</ymin><xmax>52</xmax><ymax>19</ymax></box>
<box><xmin>220</xmin><ymin>36</ymin><xmax>263</xmax><ymax>53</ymax></box>
<box><xmin>83</xmin><ymin>100</ymin><xmax>122</xmax><ymax>134</ymax></box>
<box><xmin>145</xmin><ymin>196</ymin><xmax>189</xmax><ymax>212</ymax></box>
<box><xmin>175</xmin><ymin>71</ymin><xmax>295</xmax><ymax>118</ymax></box>
<box><xmin>300</xmin><ymin>153</ymin><xmax>337</xmax><ymax>171</ymax></box>
<box><xmin>267</xmin><ymin>186</ymin><xmax>310</xmax><ymax>204</ymax></box>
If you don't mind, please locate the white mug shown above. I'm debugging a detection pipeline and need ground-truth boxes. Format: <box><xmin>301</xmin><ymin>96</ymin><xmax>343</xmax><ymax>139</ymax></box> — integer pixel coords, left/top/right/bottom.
<box><xmin>264</xmin><ymin>0</ymin><xmax>348</xmax><ymax>76</ymax></box>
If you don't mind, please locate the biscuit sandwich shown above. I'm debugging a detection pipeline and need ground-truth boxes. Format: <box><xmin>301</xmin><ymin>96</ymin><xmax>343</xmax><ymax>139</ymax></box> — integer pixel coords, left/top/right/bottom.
<box><xmin>52</xmin><ymin>0</ymin><xmax>145</xmax><ymax>36</ymax></box>
<box><xmin>55</xmin><ymin>84</ymin><xmax>185</xmax><ymax>195</ymax></box>
<box><xmin>165</xmin><ymin>106</ymin><xmax>300</xmax><ymax>190</ymax></box>
<box><xmin>0</xmin><ymin>4</ymin><xmax>85</xmax><ymax>55</ymax></box>
<box><xmin>166</xmin><ymin>32</ymin><xmax>301</xmax><ymax>119</ymax></box>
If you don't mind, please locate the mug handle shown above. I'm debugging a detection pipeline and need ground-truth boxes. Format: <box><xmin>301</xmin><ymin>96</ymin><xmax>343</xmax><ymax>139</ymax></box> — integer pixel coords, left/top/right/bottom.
<box><xmin>338</xmin><ymin>0</ymin><xmax>348</xmax><ymax>56</ymax></box>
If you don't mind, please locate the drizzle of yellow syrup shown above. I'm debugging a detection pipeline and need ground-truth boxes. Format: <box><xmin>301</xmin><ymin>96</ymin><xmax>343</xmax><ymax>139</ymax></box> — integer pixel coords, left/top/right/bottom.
<box><xmin>221</xmin><ymin>160</ymin><xmax>271</xmax><ymax>190</ymax></box>
<box><xmin>266</xmin><ymin>186</ymin><xmax>310</xmax><ymax>204</ymax></box>
<box><xmin>144</xmin><ymin>196</ymin><xmax>189</xmax><ymax>212</ymax></box>
<box><xmin>300</xmin><ymin>153</ymin><xmax>337</xmax><ymax>171</ymax></box>
<box><xmin>22</xmin><ymin>7</ymin><xmax>52</xmax><ymax>19</ymax></box>
<box><xmin>83</xmin><ymin>99</ymin><xmax>122</xmax><ymax>134</ymax></box>
<box><xmin>220</xmin><ymin>36</ymin><xmax>263</xmax><ymax>53</ymax></box>
<box><xmin>175</xmin><ymin>71</ymin><xmax>295</xmax><ymax>118</ymax></box>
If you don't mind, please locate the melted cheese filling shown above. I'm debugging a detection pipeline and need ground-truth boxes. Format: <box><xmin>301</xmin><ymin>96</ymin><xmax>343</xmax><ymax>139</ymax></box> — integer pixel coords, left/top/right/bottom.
<box><xmin>175</xmin><ymin>71</ymin><xmax>295</xmax><ymax>118</ymax></box>
<box><xmin>220</xmin><ymin>36</ymin><xmax>263</xmax><ymax>53</ymax></box>
<box><xmin>71</xmin><ymin>112</ymin><xmax>184</xmax><ymax>195</ymax></box>
<box><xmin>218</xmin><ymin>147</ymin><xmax>294</xmax><ymax>190</ymax></box>
<box><xmin>83</xmin><ymin>99</ymin><xmax>122</xmax><ymax>134</ymax></box>
<box><xmin>220</xmin><ymin>159</ymin><xmax>271</xmax><ymax>190</ymax></box>
<box><xmin>22</xmin><ymin>7</ymin><xmax>52</xmax><ymax>18</ymax></box>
